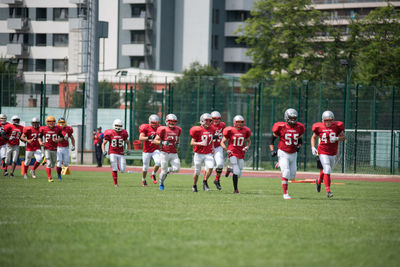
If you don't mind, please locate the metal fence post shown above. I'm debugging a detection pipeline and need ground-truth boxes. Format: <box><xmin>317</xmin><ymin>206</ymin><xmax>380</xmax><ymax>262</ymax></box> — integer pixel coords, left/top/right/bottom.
<box><xmin>390</xmin><ymin>86</ymin><xmax>395</xmax><ymax>174</ymax></box>
<box><xmin>129</xmin><ymin>85</ymin><xmax>133</xmax><ymax>143</ymax></box>
<box><xmin>124</xmin><ymin>83</ymin><xmax>128</xmax><ymax>130</ymax></box>
<box><xmin>303</xmin><ymin>82</ymin><xmax>308</xmax><ymax>171</ymax></box>
<box><xmin>354</xmin><ymin>84</ymin><xmax>359</xmax><ymax>173</ymax></box>
<box><xmin>80</xmin><ymin>83</ymin><xmax>86</xmax><ymax>164</ymax></box>
<box><xmin>373</xmin><ymin>86</ymin><xmax>377</xmax><ymax>170</ymax></box>
<box><xmin>252</xmin><ymin>87</ymin><xmax>257</xmax><ymax>170</ymax></box>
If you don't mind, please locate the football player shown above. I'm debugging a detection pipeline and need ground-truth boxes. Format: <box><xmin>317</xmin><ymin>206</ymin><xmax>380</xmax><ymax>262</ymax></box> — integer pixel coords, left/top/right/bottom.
<box><xmin>20</xmin><ymin>117</ymin><xmax>42</xmax><ymax>179</ymax></box>
<box><xmin>138</xmin><ymin>114</ymin><xmax>161</xmax><ymax>186</ymax></box>
<box><xmin>3</xmin><ymin>115</ymin><xmax>24</xmax><ymax>177</ymax></box>
<box><xmin>210</xmin><ymin>111</ymin><xmax>226</xmax><ymax>190</ymax></box>
<box><xmin>221</xmin><ymin>115</ymin><xmax>251</xmax><ymax>194</ymax></box>
<box><xmin>102</xmin><ymin>119</ymin><xmax>131</xmax><ymax>187</ymax></box>
<box><xmin>38</xmin><ymin>116</ymin><xmax>65</xmax><ymax>182</ymax></box>
<box><xmin>269</xmin><ymin>108</ymin><xmax>305</xmax><ymax>200</ymax></box>
<box><xmin>311</xmin><ymin>111</ymin><xmax>345</xmax><ymax>198</ymax></box>
<box><xmin>0</xmin><ymin>114</ymin><xmax>9</xmax><ymax>175</ymax></box>
<box><xmin>190</xmin><ymin>113</ymin><xmax>215</xmax><ymax>192</ymax></box>
<box><xmin>153</xmin><ymin>114</ymin><xmax>182</xmax><ymax>191</ymax></box>
<box><xmin>56</xmin><ymin>118</ymin><xmax>75</xmax><ymax>180</ymax></box>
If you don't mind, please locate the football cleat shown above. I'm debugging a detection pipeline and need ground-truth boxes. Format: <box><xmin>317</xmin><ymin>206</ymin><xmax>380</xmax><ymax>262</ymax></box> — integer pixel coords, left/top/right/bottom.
<box><xmin>142</xmin><ymin>180</ymin><xmax>148</xmax><ymax>187</ymax></box>
<box><xmin>10</xmin><ymin>173</ymin><xmax>14</xmax><ymax>178</ymax></box>
<box><xmin>316</xmin><ymin>179</ymin><xmax>321</xmax><ymax>193</ymax></box>
<box><xmin>202</xmin><ymin>180</ymin><xmax>210</xmax><ymax>191</ymax></box>
<box><xmin>214</xmin><ymin>180</ymin><xmax>222</xmax><ymax>190</ymax></box>
<box><xmin>192</xmin><ymin>185</ymin><xmax>198</xmax><ymax>192</ymax></box>
<box><xmin>151</xmin><ymin>174</ymin><xmax>157</xmax><ymax>184</ymax></box>
<box><xmin>114</xmin><ymin>184</ymin><xmax>119</xmax><ymax>188</ymax></box>
<box><xmin>48</xmin><ymin>178</ymin><xmax>54</xmax><ymax>183</ymax></box>
<box><xmin>159</xmin><ymin>184</ymin><xmax>164</xmax><ymax>191</ymax></box>
<box><xmin>24</xmin><ymin>174</ymin><xmax>28</xmax><ymax>179</ymax></box>
<box><xmin>234</xmin><ymin>190</ymin><xmax>240</xmax><ymax>194</ymax></box>
<box><xmin>58</xmin><ymin>174</ymin><xmax>62</xmax><ymax>181</ymax></box>
<box><xmin>3</xmin><ymin>170</ymin><xmax>8</xmax><ymax>176</ymax></box>
<box><xmin>283</xmin><ymin>194</ymin><xmax>292</xmax><ymax>200</ymax></box>
<box><xmin>30</xmin><ymin>169</ymin><xmax>37</xmax><ymax>179</ymax></box>
<box><xmin>225</xmin><ymin>167</ymin><xmax>232</xmax><ymax>177</ymax></box>
<box><xmin>327</xmin><ymin>191</ymin><xmax>333</xmax><ymax>198</ymax></box>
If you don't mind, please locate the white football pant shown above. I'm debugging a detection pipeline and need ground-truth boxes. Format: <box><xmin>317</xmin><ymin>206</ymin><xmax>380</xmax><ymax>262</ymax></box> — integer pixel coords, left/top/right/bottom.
<box><xmin>142</xmin><ymin>150</ymin><xmax>161</xmax><ymax>171</ymax></box>
<box><xmin>160</xmin><ymin>151</ymin><xmax>180</xmax><ymax>183</ymax></box>
<box><xmin>277</xmin><ymin>149</ymin><xmax>297</xmax><ymax>180</ymax></box>
<box><xmin>109</xmin><ymin>153</ymin><xmax>127</xmax><ymax>172</ymax></box>
<box><xmin>229</xmin><ymin>156</ymin><xmax>244</xmax><ymax>178</ymax></box>
<box><xmin>5</xmin><ymin>145</ymin><xmax>19</xmax><ymax>164</ymax></box>
<box><xmin>213</xmin><ymin>146</ymin><xmax>224</xmax><ymax>169</ymax></box>
<box><xmin>193</xmin><ymin>153</ymin><xmax>214</xmax><ymax>175</ymax></box>
<box><xmin>0</xmin><ymin>144</ymin><xmax>6</xmax><ymax>159</ymax></box>
<box><xmin>57</xmin><ymin>146</ymin><xmax>70</xmax><ymax>167</ymax></box>
<box><xmin>44</xmin><ymin>150</ymin><xmax>57</xmax><ymax>168</ymax></box>
<box><xmin>25</xmin><ymin>150</ymin><xmax>43</xmax><ymax>165</ymax></box>
<box><xmin>319</xmin><ymin>154</ymin><xmax>336</xmax><ymax>174</ymax></box>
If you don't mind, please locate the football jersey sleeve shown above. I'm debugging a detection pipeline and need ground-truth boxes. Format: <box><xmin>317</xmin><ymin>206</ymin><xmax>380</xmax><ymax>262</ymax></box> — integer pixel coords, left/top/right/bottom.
<box><xmin>298</xmin><ymin>123</ymin><xmax>305</xmax><ymax>136</ymax></box>
<box><xmin>336</xmin><ymin>121</ymin><xmax>345</xmax><ymax>133</ymax></box>
<box><xmin>139</xmin><ymin>124</ymin><xmax>147</xmax><ymax>134</ymax></box>
<box><xmin>222</xmin><ymin>127</ymin><xmax>231</xmax><ymax>138</ymax></box>
<box><xmin>122</xmin><ymin>130</ymin><xmax>129</xmax><ymax>140</ymax></box>
<box><xmin>272</xmin><ymin>122</ymin><xmax>282</xmax><ymax>136</ymax></box>
<box><xmin>189</xmin><ymin>127</ymin><xmax>199</xmax><ymax>139</ymax></box>
<box><xmin>312</xmin><ymin>123</ymin><xmax>320</xmax><ymax>135</ymax></box>
<box><xmin>156</xmin><ymin>127</ymin><xmax>165</xmax><ymax>139</ymax></box>
<box><xmin>245</xmin><ymin>127</ymin><xmax>251</xmax><ymax>139</ymax></box>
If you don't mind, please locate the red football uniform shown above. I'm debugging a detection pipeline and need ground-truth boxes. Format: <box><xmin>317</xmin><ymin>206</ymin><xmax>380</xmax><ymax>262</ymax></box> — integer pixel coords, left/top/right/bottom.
<box><xmin>0</xmin><ymin>122</ymin><xmax>10</xmax><ymax>146</ymax></box>
<box><xmin>104</xmin><ymin>129</ymin><xmax>129</xmax><ymax>155</ymax></box>
<box><xmin>58</xmin><ymin>126</ymin><xmax>73</xmax><ymax>147</ymax></box>
<box><xmin>272</xmin><ymin>122</ymin><xmax>305</xmax><ymax>153</ymax></box>
<box><xmin>40</xmin><ymin>126</ymin><xmax>63</xmax><ymax>151</ymax></box>
<box><xmin>312</xmin><ymin>121</ymin><xmax>344</xmax><ymax>156</ymax></box>
<box><xmin>156</xmin><ymin>126</ymin><xmax>182</xmax><ymax>154</ymax></box>
<box><xmin>23</xmin><ymin>126</ymin><xmax>41</xmax><ymax>151</ymax></box>
<box><xmin>190</xmin><ymin>125</ymin><xmax>215</xmax><ymax>154</ymax></box>
<box><xmin>223</xmin><ymin>126</ymin><xmax>251</xmax><ymax>159</ymax></box>
<box><xmin>212</xmin><ymin>122</ymin><xmax>226</xmax><ymax>148</ymax></box>
<box><xmin>4</xmin><ymin>124</ymin><xmax>24</xmax><ymax>146</ymax></box>
<box><xmin>139</xmin><ymin>123</ymin><xmax>160</xmax><ymax>153</ymax></box>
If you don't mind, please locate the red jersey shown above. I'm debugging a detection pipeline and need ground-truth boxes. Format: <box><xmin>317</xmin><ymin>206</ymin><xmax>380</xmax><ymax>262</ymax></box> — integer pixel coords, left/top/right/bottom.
<box><xmin>190</xmin><ymin>125</ymin><xmax>215</xmax><ymax>154</ymax></box>
<box><xmin>223</xmin><ymin>126</ymin><xmax>251</xmax><ymax>159</ymax></box>
<box><xmin>272</xmin><ymin>122</ymin><xmax>305</xmax><ymax>154</ymax></box>
<box><xmin>212</xmin><ymin>122</ymin><xmax>226</xmax><ymax>148</ymax></box>
<box><xmin>139</xmin><ymin>123</ymin><xmax>160</xmax><ymax>153</ymax></box>
<box><xmin>39</xmin><ymin>126</ymin><xmax>63</xmax><ymax>151</ymax></box>
<box><xmin>23</xmin><ymin>126</ymin><xmax>41</xmax><ymax>151</ymax></box>
<box><xmin>58</xmin><ymin>126</ymin><xmax>73</xmax><ymax>147</ymax></box>
<box><xmin>0</xmin><ymin>122</ymin><xmax>10</xmax><ymax>146</ymax></box>
<box><xmin>312</xmin><ymin>121</ymin><xmax>344</xmax><ymax>156</ymax></box>
<box><xmin>104</xmin><ymin>129</ymin><xmax>129</xmax><ymax>155</ymax></box>
<box><xmin>156</xmin><ymin>126</ymin><xmax>182</xmax><ymax>154</ymax></box>
<box><xmin>4</xmin><ymin>123</ymin><xmax>24</xmax><ymax>146</ymax></box>
<box><xmin>93</xmin><ymin>132</ymin><xmax>103</xmax><ymax>145</ymax></box>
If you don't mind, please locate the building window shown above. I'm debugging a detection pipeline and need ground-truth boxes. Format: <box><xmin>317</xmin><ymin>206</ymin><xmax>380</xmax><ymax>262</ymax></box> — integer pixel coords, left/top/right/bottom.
<box><xmin>130</xmin><ymin>31</ymin><xmax>145</xmax><ymax>44</ymax></box>
<box><xmin>213</xmin><ymin>35</ymin><xmax>219</xmax><ymax>49</ymax></box>
<box><xmin>53</xmin><ymin>34</ymin><xmax>68</xmax><ymax>47</ymax></box>
<box><xmin>53</xmin><ymin>59</ymin><xmax>67</xmax><ymax>72</ymax></box>
<box><xmin>35</xmin><ymin>59</ymin><xmax>46</xmax><ymax>72</ymax></box>
<box><xmin>9</xmin><ymin>7</ymin><xmax>28</xmax><ymax>18</ymax></box>
<box><xmin>54</xmin><ymin>8</ymin><xmax>68</xmax><ymax>21</ymax></box>
<box><xmin>131</xmin><ymin>4</ymin><xmax>146</xmax><ymax>18</ymax></box>
<box><xmin>36</xmin><ymin>34</ymin><xmax>46</xmax><ymax>46</ymax></box>
<box><xmin>36</xmin><ymin>8</ymin><xmax>47</xmax><ymax>20</ymax></box>
<box><xmin>51</xmin><ymin>84</ymin><xmax>59</xmax><ymax>94</ymax></box>
<box><xmin>224</xmin><ymin>63</ymin><xmax>251</xmax><ymax>73</ymax></box>
<box><xmin>213</xmin><ymin>9</ymin><xmax>219</xmax><ymax>24</ymax></box>
<box><xmin>225</xmin><ymin>37</ymin><xmax>247</xmax><ymax>48</ymax></box>
<box><xmin>130</xmin><ymin>56</ymin><xmax>144</xmax><ymax>68</ymax></box>
<box><xmin>226</xmin><ymin>11</ymin><xmax>249</xmax><ymax>22</ymax></box>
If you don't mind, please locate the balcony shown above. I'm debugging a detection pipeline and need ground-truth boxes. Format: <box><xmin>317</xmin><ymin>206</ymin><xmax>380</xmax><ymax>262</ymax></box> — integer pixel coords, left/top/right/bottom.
<box><xmin>122</xmin><ymin>18</ymin><xmax>145</xmax><ymax>30</ymax></box>
<box><xmin>225</xmin><ymin>0</ymin><xmax>255</xmax><ymax>11</ymax></box>
<box><xmin>0</xmin><ymin>0</ymin><xmax>23</xmax><ymax>4</ymax></box>
<box><xmin>123</xmin><ymin>0</ymin><xmax>147</xmax><ymax>3</ymax></box>
<box><xmin>7</xmin><ymin>43</ymin><xmax>29</xmax><ymax>56</ymax></box>
<box><xmin>122</xmin><ymin>44</ymin><xmax>145</xmax><ymax>56</ymax></box>
<box><xmin>70</xmin><ymin>0</ymin><xmax>87</xmax><ymax>4</ymax></box>
<box><xmin>7</xmin><ymin>18</ymin><xmax>29</xmax><ymax>31</ymax></box>
<box><xmin>224</xmin><ymin>48</ymin><xmax>252</xmax><ymax>63</ymax></box>
<box><xmin>225</xmin><ymin>22</ymin><xmax>245</xmax><ymax>36</ymax></box>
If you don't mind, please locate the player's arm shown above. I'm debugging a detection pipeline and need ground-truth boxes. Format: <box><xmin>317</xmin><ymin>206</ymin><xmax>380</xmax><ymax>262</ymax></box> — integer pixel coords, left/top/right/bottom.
<box><xmin>220</xmin><ymin>136</ymin><xmax>228</xmax><ymax>151</ymax></box>
<box><xmin>20</xmin><ymin>132</ymin><xmax>30</xmax><ymax>143</ymax></box>
<box><xmin>338</xmin><ymin>131</ymin><xmax>346</xmax><ymax>141</ymax></box>
<box><xmin>101</xmin><ymin>139</ymin><xmax>108</xmax><ymax>155</ymax></box>
<box><xmin>296</xmin><ymin>136</ymin><xmax>303</xmax><ymax>151</ymax></box>
<box><xmin>311</xmin><ymin>133</ymin><xmax>319</xmax><ymax>156</ymax></box>
<box><xmin>69</xmin><ymin>134</ymin><xmax>75</xmax><ymax>146</ymax></box>
<box><xmin>269</xmin><ymin>133</ymin><xmax>278</xmax><ymax>156</ymax></box>
<box><xmin>139</xmin><ymin>132</ymin><xmax>149</xmax><ymax>141</ymax></box>
<box><xmin>153</xmin><ymin>135</ymin><xmax>161</xmax><ymax>145</ymax></box>
<box><xmin>125</xmin><ymin>139</ymin><xmax>132</xmax><ymax>151</ymax></box>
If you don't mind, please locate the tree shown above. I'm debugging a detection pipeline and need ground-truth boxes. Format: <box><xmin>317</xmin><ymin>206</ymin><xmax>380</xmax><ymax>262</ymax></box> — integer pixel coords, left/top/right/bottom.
<box><xmin>349</xmin><ymin>4</ymin><xmax>400</xmax><ymax>85</ymax></box>
<box><xmin>236</xmin><ymin>0</ymin><xmax>325</xmax><ymax>84</ymax></box>
<box><xmin>72</xmin><ymin>80</ymin><xmax>121</xmax><ymax>108</ymax></box>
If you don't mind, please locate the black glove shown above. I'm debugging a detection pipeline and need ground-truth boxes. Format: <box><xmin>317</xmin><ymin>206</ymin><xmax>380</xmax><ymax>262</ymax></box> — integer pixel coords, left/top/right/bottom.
<box><xmin>270</xmin><ymin>150</ymin><xmax>277</xmax><ymax>157</ymax></box>
<box><xmin>103</xmin><ymin>151</ymin><xmax>107</xmax><ymax>157</ymax></box>
<box><xmin>148</xmin><ymin>134</ymin><xmax>156</xmax><ymax>141</ymax></box>
<box><xmin>295</xmin><ymin>146</ymin><xmax>301</xmax><ymax>152</ymax></box>
<box><xmin>213</xmin><ymin>135</ymin><xmax>219</xmax><ymax>140</ymax></box>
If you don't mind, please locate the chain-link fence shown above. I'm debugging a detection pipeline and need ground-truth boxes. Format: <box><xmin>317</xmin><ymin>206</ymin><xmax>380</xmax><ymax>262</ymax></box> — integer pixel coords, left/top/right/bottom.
<box><xmin>1</xmin><ymin>71</ymin><xmax>399</xmax><ymax>174</ymax></box>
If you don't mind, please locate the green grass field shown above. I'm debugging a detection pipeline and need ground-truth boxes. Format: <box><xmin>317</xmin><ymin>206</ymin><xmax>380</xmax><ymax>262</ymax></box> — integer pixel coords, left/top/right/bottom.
<box><xmin>1</xmin><ymin>170</ymin><xmax>399</xmax><ymax>267</ymax></box>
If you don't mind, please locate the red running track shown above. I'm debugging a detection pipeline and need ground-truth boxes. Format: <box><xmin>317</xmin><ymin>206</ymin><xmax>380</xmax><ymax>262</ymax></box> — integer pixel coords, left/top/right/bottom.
<box><xmin>65</xmin><ymin>165</ymin><xmax>400</xmax><ymax>183</ymax></box>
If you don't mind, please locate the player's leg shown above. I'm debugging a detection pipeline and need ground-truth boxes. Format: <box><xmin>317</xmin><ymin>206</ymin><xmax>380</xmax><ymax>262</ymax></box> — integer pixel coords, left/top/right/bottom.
<box><xmin>31</xmin><ymin>150</ymin><xmax>42</xmax><ymax>179</ymax></box>
<box><xmin>45</xmin><ymin>150</ymin><xmax>55</xmax><ymax>182</ymax></box>
<box><xmin>229</xmin><ymin>156</ymin><xmax>240</xmax><ymax>193</ymax></box>
<box><xmin>10</xmin><ymin>146</ymin><xmax>19</xmax><ymax>177</ymax></box>
<box><xmin>151</xmin><ymin>150</ymin><xmax>160</xmax><ymax>184</ymax></box>
<box><xmin>192</xmin><ymin>153</ymin><xmax>202</xmax><ymax>192</ymax></box>
<box><xmin>4</xmin><ymin>144</ymin><xmax>14</xmax><ymax>176</ymax></box>
<box><xmin>159</xmin><ymin>152</ymin><xmax>168</xmax><ymax>190</ymax></box>
<box><xmin>319</xmin><ymin>154</ymin><xmax>334</xmax><ymax>197</ymax></box>
<box><xmin>203</xmin><ymin>153</ymin><xmax>215</xmax><ymax>191</ymax></box>
<box><xmin>24</xmin><ymin>151</ymin><xmax>34</xmax><ymax>178</ymax></box>
<box><xmin>142</xmin><ymin>152</ymin><xmax>151</xmax><ymax>186</ymax></box>
<box><xmin>238</xmin><ymin>158</ymin><xmax>244</xmax><ymax>178</ymax></box>
<box><xmin>118</xmin><ymin>154</ymin><xmax>127</xmax><ymax>173</ymax></box>
<box><xmin>278</xmin><ymin>149</ymin><xmax>291</xmax><ymax>199</ymax></box>
<box><xmin>109</xmin><ymin>154</ymin><xmax>119</xmax><ymax>187</ymax></box>
<box><xmin>56</xmin><ymin>147</ymin><xmax>63</xmax><ymax>180</ymax></box>
<box><xmin>0</xmin><ymin>144</ymin><xmax>6</xmax><ymax>172</ymax></box>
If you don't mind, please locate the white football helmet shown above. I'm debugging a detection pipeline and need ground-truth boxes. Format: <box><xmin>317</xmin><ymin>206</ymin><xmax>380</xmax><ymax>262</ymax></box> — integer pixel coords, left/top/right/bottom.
<box><xmin>113</xmin><ymin>119</ymin><xmax>123</xmax><ymax>132</ymax></box>
<box><xmin>322</xmin><ymin>110</ymin><xmax>334</xmax><ymax>121</ymax></box>
<box><xmin>233</xmin><ymin>115</ymin><xmax>245</xmax><ymax>128</ymax></box>
<box><xmin>165</xmin><ymin>114</ymin><xmax>178</xmax><ymax>128</ymax></box>
<box><xmin>200</xmin><ymin>113</ymin><xmax>212</xmax><ymax>128</ymax></box>
<box><xmin>31</xmin><ymin>117</ymin><xmax>40</xmax><ymax>128</ymax></box>
<box><xmin>0</xmin><ymin>114</ymin><xmax>6</xmax><ymax>124</ymax></box>
<box><xmin>11</xmin><ymin>115</ymin><xmax>20</xmax><ymax>125</ymax></box>
<box><xmin>148</xmin><ymin>114</ymin><xmax>160</xmax><ymax>124</ymax></box>
<box><xmin>211</xmin><ymin>111</ymin><xmax>221</xmax><ymax>119</ymax></box>
<box><xmin>284</xmin><ymin>108</ymin><xmax>298</xmax><ymax>126</ymax></box>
